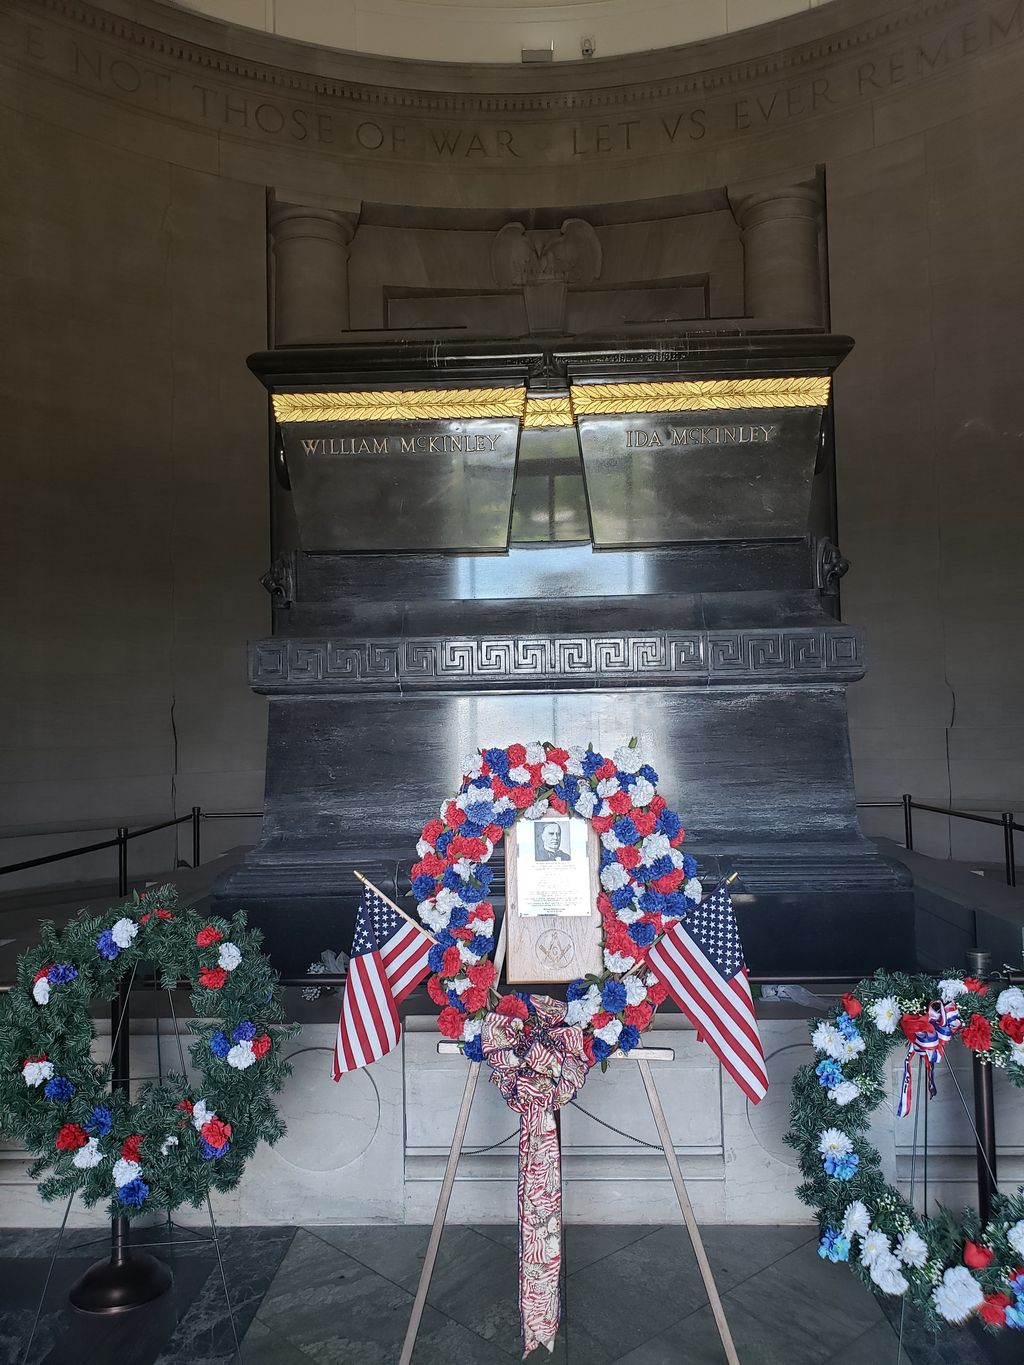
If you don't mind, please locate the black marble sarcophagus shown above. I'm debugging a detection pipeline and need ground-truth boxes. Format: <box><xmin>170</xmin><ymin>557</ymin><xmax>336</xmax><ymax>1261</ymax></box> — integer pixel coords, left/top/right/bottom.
<box><xmin>214</xmin><ymin>331</ymin><xmax>915</xmax><ymax>976</ymax></box>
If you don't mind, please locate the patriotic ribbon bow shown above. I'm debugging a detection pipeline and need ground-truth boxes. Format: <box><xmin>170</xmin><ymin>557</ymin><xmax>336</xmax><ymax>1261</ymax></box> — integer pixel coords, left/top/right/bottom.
<box><xmin>896</xmin><ymin>1000</ymin><xmax>962</xmax><ymax>1118</ymax></box>
<box><xmin>482</xmin><ymin>997</ymin><xmax>589</xmax><ymax>1356</ymax></box>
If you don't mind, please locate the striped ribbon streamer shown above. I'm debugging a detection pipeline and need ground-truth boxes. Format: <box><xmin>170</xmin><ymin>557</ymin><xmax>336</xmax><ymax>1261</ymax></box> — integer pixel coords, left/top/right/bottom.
<box><xmin>896</xmin><ymin>1000</ymin><xmax>962</xmax><ymax>1118</ymax></box>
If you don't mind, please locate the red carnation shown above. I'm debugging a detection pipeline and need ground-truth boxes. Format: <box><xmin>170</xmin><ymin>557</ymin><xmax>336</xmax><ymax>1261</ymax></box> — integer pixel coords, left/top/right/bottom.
<box><xmin>441</xmin><ymin>946</ymin><xmax>462</xmax><ymax>977</ymax></box>
<box><xmin>121</xmin><ymin>1134</ymin><xmax>144</xmax><ymax>1163</ymax></box>
<box><xmin>1000</xmin><ymin>1014</ymin><xmax>1024</xmax><ymax>1043</ymax></box>
<box><xmin>420</xmin><ymin>852</ymin><xmax>446</xmax><ymax>878</ymax></box>
<box><xmin>484</xmin><ymin>823</ymin><xmax>503</xmax><ymax>843</ymax></box>
<box><xmin>616</xmin><ymin>845</ymin><xmax>642</xmax><ymax>869</ymax></box>
<box><xmin>840</xmin><ymin>993</ymin><xmax>863</xmax><ymax>1019</ymax></box>
<box><xmin>33</xmin><ymin>966</ymin><xmax>50</xmax><ymax>984</ymax></box>
<box><xmin>495</xmin><ymin>995</ymin><xmax>529</xmax><ymax>1021</ymax></box>
<box><xmin>447</xmin><ymin>804</ymin><xmax>467</xmax><ymax>827</ymax></box>
<box><xmin>437</xmin><ymin>1006</ymin><xmax>466</xmax><ymax>1038</ymax></box>
<box><xmin>427</xmin><ymin>975</ymin><xmax>448</xmax><ymax>1006</ymax></box>
<box><xmin>140</xmin><ymin>913</ymin><xmax>150</xmax><ymax>924</ymax></box>
<box><xmin>647</xmin><ymin>980</ymin><xmax>669</xmax><ymax>1006</ymax></box>
<box><xmin>177</xmin><ymin>1099</ymin><xmax>194</xmax><ymax>1114</ymax></box>
<box><xmin>900</xmin><ymin>1012</ymin><xmax>930</xmax><ymax>1043</ymax></box>
<box><xmin>595</xmin><ymin>759</ymin><xmax>616</xmax><ymax>780</ymax></box>
<box><xmin>632</xmin><ymin>811</ymin><xmax>657</xmax><ymax>836</ymax></box>
<box><xmin>198</xmin><ymin>966</ymin><xmax>228</xmax><ymax>990</ymax></box>
<box><xmin>591</xmin><ymin>1010</ymin><xmax>613</xmax><ymax>1030</ymax></box>
<box><xmin>24</xmin><ymin>1053</ymin><xmax>48</xmax><ymax>1065</ymax></box>
<box><xmin>963</xmin><ymin>976</ymin><xmax>989</xmax><ymax>995</ymax></box>
<box><xmin>469</xmin><ymin>902</ymin><xmax>494</xmax><ymax>925</ymax></box>
<box><xmin>156</xmin><ymin>908</ymin><xmax>174</xmax><ymax>920</ymax></box>
<box><xmin>964</xmin><ymin>1240</ymin><xmax>995</xmax><ymax>1269</ymax></box>
<box><xmin>607</xmin><ymin>791</ymin><xmax>634</xmax><ymax>815</ymax></box>
<box><xmin>421</xmin><ymin>818</ymin><xmax>444</xmax><ymax>844</ymax></box>
<box><xmin>526</xmin><ymin>763</ymin><xmax>544</xmax><ymax>785</ymax></box>
<box><xmin>452</xmin><ymin>927</ymin><xmax>473</xmax><ymax>942</ymax></box>
<box><xmin>979</xmin><ymin>1292</ymin><xmax>1012</xmax><ymax>1326</ymax></box>
<box><xmin>597</xmin><ymin>891</ymin><xmax>613</xmax><ymax>914</ymax></box>
<box><xmin>590</xmin><ymin>814</ymin><xmax>614</xmax><ymax>835</ymax></box>
<box><xmin>650</xmin><ymin>795</ymin><xmax>666</xmax><ymax>814</ymax></box>
<box><xmin>582</xmin><ymin>1034</ymin><xmax>596</xmax><ymax>1067</ymax></box>
<box><xmin>653</xmin><ymin>870</ymin><xmax>684</xmax><ymax>893</ymax></box>
<box><xmin>252</xmin><ymin>1034</ymin><xmax>271</xmax><ymax>1059</ymax></box>
<box><xmin>670</xmin><ymin>828</ymin><xmax>686</xmax><ymax>847</ymax></box>
<box><xmin>196</xmin><ymin>926</ymin><xmax>223</xmax><ymax>948</ymax></box>
<box><xmin>462</xmin><ymin>985</ymin><xmax>489</xmax><ymax>1012</ymax></box>
<box><xmin>961</xmin><ymin>1013</ymin><xmax>993</xmax><ymax>1052</ymax></box>
<box><xmin>547</xmin><ymin>795</ymin><xmax>567</xmax><ymax>814</ymax></box>
<box><xmin>509</xmin><ymin>786</ymin><xmax>537</xmax><ymax>809</ymax></box>
<box><xmin>506</xmin><ymin>743</ymin><xmax>527</xmax><ymax>768</ymax></box>
<box><xmin>468</xmin><ymin>961</ymin><xmax>496</xmax><ymax>990</ymax></box>
<box><xmin>200</xmin><ymin>1117</ymin><xmax>233</xmax><ymax>1149</ymax></box>
<box><xmin>55</xmin><ymin>1123</ymin><xmax>88</xmax><ymax>1151</ymax></box>
<box><xmin>546</xmin><ymin>747</ymin><xmax>569</xmax><ymax>767</ymax></box>
<box><xmin>490</xmin><ymin>777</ymin><xmax>511</xmax><ymax>800</ymax></box>
<box><xmin>625</xmin><ymin>1002</ymin><xmax>653</xmax><ymax>1030</ymax></box>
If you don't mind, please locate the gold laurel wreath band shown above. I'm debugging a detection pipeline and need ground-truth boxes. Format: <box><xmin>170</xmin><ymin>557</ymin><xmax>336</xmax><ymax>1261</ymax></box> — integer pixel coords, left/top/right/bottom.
<box><xmin>272</xmin><ymin>388</ymin><xmax>528</xmax><ymax>424</ymax></box>
<box><xmin>522</xmin><ymin>394</ymin><xmax>576</xmax><ymax>429</ymax></box>
<box><xmin>571</xmin><ymin>377</ymin><xmax>831</xmax><ymax>415</ymax></box>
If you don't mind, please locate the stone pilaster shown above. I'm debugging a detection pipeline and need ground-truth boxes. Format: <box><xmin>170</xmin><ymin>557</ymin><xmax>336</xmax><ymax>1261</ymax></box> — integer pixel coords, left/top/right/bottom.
<box><xmin>268</xmin><ymin>202</ymin><xmax>359</xmax><ymax>343</ymax></box>
<box><xmin>729</xmin><ymin>182</ymin><xmax>823</xmax><ymax>327</ymax></box>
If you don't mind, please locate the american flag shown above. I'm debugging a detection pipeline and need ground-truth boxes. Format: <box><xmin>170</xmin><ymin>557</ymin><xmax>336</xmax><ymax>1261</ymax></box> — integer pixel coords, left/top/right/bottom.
<box><xmin>647</xmin><ymin>883</ymin><xmax>768</xmax><ymax>1103</ymax></box>
<box><xmin>333</xmin><ymin>882</ymin><xmax>434</xmax><ymax>1079</ymax></box>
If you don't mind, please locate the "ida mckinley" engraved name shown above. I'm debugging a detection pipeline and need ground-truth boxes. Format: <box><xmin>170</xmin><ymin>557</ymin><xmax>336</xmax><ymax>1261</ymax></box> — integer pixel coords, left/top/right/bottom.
<box><xmin>625</xmin><ymin>424</ymin><xmax>777</xmax><ymax>447</ymax></box>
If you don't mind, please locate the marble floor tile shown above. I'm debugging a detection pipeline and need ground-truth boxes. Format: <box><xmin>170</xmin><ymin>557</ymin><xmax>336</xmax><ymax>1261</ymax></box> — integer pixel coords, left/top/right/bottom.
<box><xmin>309</xmin><ymin>1223</ymin><xmax>493</xmax><ymax>1295</ymax></box>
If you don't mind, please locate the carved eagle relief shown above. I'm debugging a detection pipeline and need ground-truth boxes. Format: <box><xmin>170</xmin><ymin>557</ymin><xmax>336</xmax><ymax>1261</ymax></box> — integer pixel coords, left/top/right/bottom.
<box><xmin>491</xmin><ymin>219</ymin><xmax>602</xmax><ymax>287</ymax></box>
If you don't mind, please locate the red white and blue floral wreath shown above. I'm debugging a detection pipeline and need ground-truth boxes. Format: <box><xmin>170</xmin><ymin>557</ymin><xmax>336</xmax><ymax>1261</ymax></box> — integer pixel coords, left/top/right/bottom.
<box><xmin>411</xmin><ymin>740</ymin><xmax>702</xmax><ymax>1066</ymax></box>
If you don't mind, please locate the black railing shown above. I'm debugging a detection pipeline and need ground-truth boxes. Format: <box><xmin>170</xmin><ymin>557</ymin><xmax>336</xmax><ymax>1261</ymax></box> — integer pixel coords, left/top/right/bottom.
<box><xmin>857</xmin><ymin>795</ymin><xmax>1020</xmax><ymax>887</ymax></box>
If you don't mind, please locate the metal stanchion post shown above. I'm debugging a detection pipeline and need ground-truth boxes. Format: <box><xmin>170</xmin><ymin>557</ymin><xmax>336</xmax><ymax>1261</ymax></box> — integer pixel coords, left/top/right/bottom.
<box><xmin>1002</xmin><ymin>813</ymin><xmax>1016</xmax><ymax>887</ymax></box>
<box><xmin>965</xmin><ymin>950</ymin><xmax>998</xmax><ymax>1225</ymax></box>
<box><xmin>192</xmin><ymin>806</ymin><xmax>202</xmax><ymax>869</ymax></box>
<box><xmin>902</xmin><ymin>794</ymin><xmax>913</xmax><ymax>850</ymax></box>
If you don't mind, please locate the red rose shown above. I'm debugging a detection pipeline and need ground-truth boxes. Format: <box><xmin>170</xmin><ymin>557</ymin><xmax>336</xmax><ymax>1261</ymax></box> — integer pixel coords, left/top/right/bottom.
<box><xmin>196</xmin><ymin>926</ymin><xmax>223</xmax><ymax>948</ymax></box>
<box><xmin>437</xmin><ymin>1006</ymin><xmax>467</xmax><ymax>1038</ymax></box>
<box><xmin>900</xmin><ymin>1012</ymin><xmax>930</xmax><ymax>1043</ymax></box>
<box><xmin>427</xmin><ymin>974</ymin><xmax>448</xmax><ymax>1006</ymax></box>
<box><xmin>506</xmin><ymin>744</ymin><xmax>527</xmax><ymax>768</ymax></box>
<box><xmin>632</xmin><ymin>811</ymin><xmax>657</xmax><ymax>836</ymax></box>
<box><xmin>590</xmin><ymin>814</ymin><xmax>614</xmax><ymax>835</ymax></box>
<box><xmin>963</xmin><ymin>977</ymin><xmax>989</xmax><ymax>995</ymax></box>
<box><xmin>251</xmin><ymin>1034</ymin><xmax>271</xmax><ymax>1059</ymax></box>
<box><xmin>616</xmin><ymin>846</ymin><xmax>642</xmax><ymax>869</ymax></box>
<box><xmin>495</xmin><ymin>995</ymin><xmax>529</xmax><ymax>1021</ymax></box>
<box><xmin>441</xmin><ymin>947</ymin><xmax>462</xmax><ymax>977</ymax></box>
<box><xmin>55</xmin><ymin>1123</ymin><xmax>88</xmax><ymax>1151</ymax></box>
<box><xmin>462</xmin><ymin>986</ymin><xmax>489</xmax><ymax>1012</ymax></box>
<box><xmin>200</xmin><ymin>1117</ymin><xmax>233</xmax><ymax>1149</ymax></box>
<box><xmin>607</xmin><ymin>791</ymin><xmax>634</xmax><ymax>814</ymax></box>
<box><xmin>198</xmin><ymin>966</ymin><xmax>228</xmax><ymax>990</ymax></box>
<box><xmin>1000</xmin><ymin>1014</ymin><xmax>1024</xmax><ymax>1043</ymax></box>
<box><xmin>509</xmin><ymin>786</ymin><xmax>536</xmax><ymax>809</ymax></box>
<box><xmin>625</xmin><ymin>1002</ymin><xmax>653</xmax><ymax>1030</ymax></box>
<box><xmin>468</xmin><ymin>961</ymin><xmax>496</xmax><ymax>990</ymax></box>
<box><xmin>961</xmin><ymin>1013</ymin><xmax>993</xmax><ymax>1052</ymax></box>
<box><xmin>964</xmin><ymin>1240</ymin><xmax>995</xmax><ymax>1269</ymax></box>
<box><xmin>421</xmin><ymin>818</ymin><xmax>444</xmax><ymax>844</ymax></box>
<box><xmin>979</xmin><ymin>1292</ymin><xmax>1012</xmax><ymax>1326</ymax></box>
<box><xmin>840</xmin><ymin>993</ymin><xmax>863</xmax><ymax>1019</ymax></box>
<box><xmin>647</xmin><ymin>980</ymin><xmax>669</xmax><ymax>1006</ymax></box>
<box><xmin>121</xmin><ymin>1134</ymin><xmax>144</xmax><ymax>1163</ymax></box>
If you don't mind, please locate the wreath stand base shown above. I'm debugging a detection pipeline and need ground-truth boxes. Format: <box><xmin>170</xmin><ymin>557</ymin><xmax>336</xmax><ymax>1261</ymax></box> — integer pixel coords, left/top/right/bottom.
<box><xmin>397</xmin><ymin>919</ymin><xmax>741</xmax><ymax>1365</ymax></box>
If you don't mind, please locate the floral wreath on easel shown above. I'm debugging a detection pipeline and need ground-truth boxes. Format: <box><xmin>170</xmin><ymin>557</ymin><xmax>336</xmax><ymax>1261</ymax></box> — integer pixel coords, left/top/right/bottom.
<box><xmin>410</xmin><ymin>739</ymin><xmax>703</xmax><ymax>1067</ymax></box>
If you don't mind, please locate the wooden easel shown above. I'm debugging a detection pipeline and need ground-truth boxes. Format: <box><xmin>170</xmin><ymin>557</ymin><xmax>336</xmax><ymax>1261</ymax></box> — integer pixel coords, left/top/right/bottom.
<box><xmin>397</xmin><ymin>916</ymin><xmax>741</xmax><ymax>1365</ymax></box>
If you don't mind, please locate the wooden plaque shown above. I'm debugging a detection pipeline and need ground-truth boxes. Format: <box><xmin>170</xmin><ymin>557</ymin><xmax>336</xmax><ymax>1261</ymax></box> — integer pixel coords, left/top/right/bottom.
<box><xmin>504</xmin><ymin>817</ymin><xmax>603</xmax><ymax>984</ymax></box>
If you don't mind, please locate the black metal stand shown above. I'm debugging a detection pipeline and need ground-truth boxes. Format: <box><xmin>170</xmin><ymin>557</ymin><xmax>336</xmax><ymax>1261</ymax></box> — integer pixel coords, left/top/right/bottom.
<box><xmin>69</xmin><ymin>978</ymin><xmax>173</xmax><ymax>1314</ymax></box>
<box><xmin>966</xmin><ymin>949</ymin><xmax>999</xmax><ymax>1226</ymax></box>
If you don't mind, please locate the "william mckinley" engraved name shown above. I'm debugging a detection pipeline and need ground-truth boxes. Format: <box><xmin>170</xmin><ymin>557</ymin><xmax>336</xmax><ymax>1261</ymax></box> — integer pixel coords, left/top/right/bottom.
<box><xmin>625</xmin><ymin>424</ymin><xmax>777</xmax><ymax>447</ymax></box>
<box><xmin>300</xmin><ymin>433</ymin><xmax>503</xmax><ymax>456</ymax></box>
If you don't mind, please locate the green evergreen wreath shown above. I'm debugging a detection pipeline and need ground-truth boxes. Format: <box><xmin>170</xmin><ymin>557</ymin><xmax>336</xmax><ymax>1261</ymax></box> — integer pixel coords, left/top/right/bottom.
<box><xmin>787</xmin><ymin>969</ymin><xmax>1024</xmax><ymax>1332</ymax></box>
<box><xmin>0</xmin><ymin>884</ymin><xmax>295</xmax><ymax>1219</ymax></box>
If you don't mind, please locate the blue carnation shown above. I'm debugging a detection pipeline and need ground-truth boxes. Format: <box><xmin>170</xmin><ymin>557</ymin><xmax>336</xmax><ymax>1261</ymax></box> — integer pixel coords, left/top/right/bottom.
<box><xmin>483</xmin><ymin>747</ymin><xmax>510</xmax><ymax>776</ymax></box>
<box><xmin>87</xmin><ymin>1106</ymin><xmax>112</xmax><ymax>1137</ymax></box>
<box><xmin>639</xmin><ymin>889</ymin><xmax>666</xmax><ymax>914</ymax></box>
<box><xmin>818</xmin><ymin>1230</ymin><xmax>850</xmax><ymax>1263</ymax></box>
<box><xmin>44</xmin><ymin>1076</ymin><xmax>75</xmax><ymax>1101</ymax></box>
<box><xmin>435</xmin><ymin>830</ymin><xmax>453</xmax><ymax>857</ymax></box>
<box><xmin>477</xmin><ymin>867</ymin><xmax>494</xmax><ymax>890</ymax></box>
<box><xmin>495</xmin><ymin>807</ymin><xmax>517</xmax><ymax>829</ymax></box>
<box><xmin>592</xmin><ymin>1037</ymin><xmax>613</xmax><ymax>1061</ymax></box>
<box><xmin>613</xmin><ymin>816</ymin><xmax>639</xmax><ymax>844</ymax></box>
<box><xmin>469</xmin><ymin>934</ymin><xmax>492</xmax><ymax>956</ymax></box>
<box><xmin>638</xmin><ymin>765</ymin><xmax>658</xmax><ymax>786</ymax></box>
<box><xmin>470</xmin><ymin>774</ymin><xmax>493</xmax><ymax>789</ymax></box>
<box><xmin>412</xmin><ymin>874</ymin><xmax>437</xmax><ymax>901</ymax></box>
<box><xmin>664</xmin><ymin>892</ymin><xmax>689</xmax><ymax>916</ymax></box>
<box><xmin>448</xmin><ymin>906</ymin><xmax>469</xmax><ymax>929</ymax></box>
<box><xmin>427</xmin><ymin>943</ymin><xmax>447</xmax><ymax>974</ymax></box>
<box><xmin>601</xmin><ymin>980</ymin><xmax>627</xmax><ymax>1013</ymax></box>
<box><xmin>514</xmin><ymin>992</ymin><xmax>535</xmax><ymax>1013</ymax></box>
<box><xmin>48</xmin><ymin>964</ymin><xmax>78</xmax><ymax>985</ymax></box>
<box><xmin>464</xmin><ymin>1035</ymin><xmax>484</xmax><ymax>1062</ymax></box>
<box><xmin>442</xmin><ymin>867</ymin><xmax>463</xmax><ymax>892</ymax></box>
<box><xmin>460</xmin><ymin>883</ymin><xmax>486</xmax><ymax>904</ymax></box>
<box><xmin>96</xmin><ymin>930</ymin><xmax>120</xmax><ymax>961</ymax></box>
<box><xmin>599</xmin><ymin>848</ymin><xmax>617</xmax><ymax>870</ymax></box>
<box><xmin>460</xmin><ymin>820</ymin><xmax>484</xmax><ymax>838</ymax></box>
<box><xmin>618</xmin><ymin>1025</ymin><xmax>641</xmax><ymax>1053</ymax></box>
<box><xmin>446</xmin><ymin>991</ymin><xmax>467</xmax><ymax>1011</ymax></box>
<box><xmin>657</xmin><ymin>810</ymin><xmax>681</xmax><ymax>840</ymax></box>
<box><xmin>628</xmin><ymin>921</ymin><xmax>657</xmax><ymax>948</ymax></box>
<box><xmin>682</xmin><ymin>853</ymin><xmax>698</xmax><ymax>878</ymax></box>
<box><xmin>116</xmin><ymin>1178</ymin><xmax>150</xmax><ymax>1207</ymax></box>
<box><xmin>210</xmin><ymin>1031</ymin><xmax>231</xmax><ymax>1058</ymax></box>
<box><xmin>815</xmin><ymin>1060</ymin><xmax>844</xmax><ymax>1089</ymax></box>
<box><xmin>566</xmin><ymin>979</ymin><xmax>589</xmax><ymax>1002</ymax></box>
<box><xmin>200</xmin><ymin>1139</ymin><xmax>230</xmax><ymax>1160</ymax></box>
<box><xmin>464</xmin><ymin>802</ymin><xmax>494</xmax><ymax>826</ymax></box>
<box><xmin>645</xmin><ymin>855</ymin><xmax>674</xmax><ymax>880</ymax></box>
<box><xmin>559</xmin><ymin>777</ymin><xmax>580</xmax><ymax>806</ymax></box>
<box><xmin>582</xmin><ymin>750</ymin><xmax>605</xmax><ymax>777</ymax></box>
<box><xmin>231</xmin><ymin>1020</ymin><xmax>257</xmax><ymax>1044</ymax></box>
<box><xmin>610</xmin><ymin>886</ymin><xmax>635</xmax><ymax>910</ymax></box>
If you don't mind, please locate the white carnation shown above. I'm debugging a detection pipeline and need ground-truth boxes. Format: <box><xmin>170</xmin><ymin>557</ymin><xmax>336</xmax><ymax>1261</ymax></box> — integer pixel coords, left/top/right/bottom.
<box><xmin>683</xmin><ymin>878</ymin><xmax>703</xmax><ymax>902</ymax></box>
<box><xmin>604</xmin><ymin>951</ymin><xmax>636</xmax><ymax>973</ymax></box>
<box><xmin>828</xmin><ymin>1081</ymin><xmax>860</xmax><ymax>1107</ymax></box>
<box><xmin>435</xmin><ymin>888</ymin><xmax>463</xmax><ymax>913</ymax></box>
<box><xmin>462</xmin><ymin>1019</ymin><xmax>483</xmax><ymax>1042</ymax></box>
<box><xmin>601</xmin><ymin>830</ymin><xmax>622</xmax><ymax>850</ymax></box>
<box><xmin>416</xmin><ymin>838</ymin><xmax>432</xmax><ymax>858</ymax></box>
<box><xmin>575</xmin><ymin>789</ymin><xmax>597</xmax><ymax>818</ymax></box>
<box><xmin>630</xmin><ymin>777</ymin><xmax>655</xmax><ymax>808</ymax></box>
<box><xmin>564</xmin><ymin>747</ymin><xmax>586</xmax><ymax>777</ymax></box>
<box><xmin>1011</xmin><ymin>1041</ymin><xmax>1024</xmax><ymax>1068</ymax></box>
<box><xmin>458</xmin><ymin>942</ymin><xmax>481</xmax><ymax>965</ymax></box>
<box><xmin>613</xmin><ymin>745</ymin><xmax>643</xmax><ymax>774</ymax></box>
<box><xmin>640</xmin><ymin>833</ymin><xmax>671</xmax><ymax>861</ymax></box>
<box><xmin>565</xmin><ymin>985</ymin><xmax>600</xmax><ymax>1027</ymax></box>
<box><xmin>841</xmin><ymin>1201</ymin><xmax>870</xmax><ymax>1240</ymax></box>
<box><xmin>450</xmin><ymin>975</ymin><xmax>470</xmax><ymax>994</ymax></box>
<box><xmin>600</xmin><ymin>863</ymin><xmax>629</xmax><ymax>891</ymax></box>
<box><xmin>110</xmin><ymin>917</ymin><xmax>138</xmax><ymax>949</ymax></box>
<box><xmin>996</xmin><ymin>987</ymin><xmax>1024</xmax><ymax>1020</ymax></box>
<box><xmin>227</xmin><ymin>1041</ymin><xmax>256</xmax><ymax>1070</ymax></box>
<box><xmin>895</xmin><ymin>1229</ymin><xmax>929</xmax><ymax>1267</ymax></box>
<box><xmin>419</xmin><ymin>904</ymin><xmax>449</xmax><ymax>933</ymax></box>
<box><xmin>870</xmin><ymin>1252</ymin><xmax>909</xmax><ymax>1296</ymax></box>
<box><xmin>541</xmin><ymin>762</ymin><xmax>564</xmax><ymax>786</ymax></box>
<box><xmin>452</xmin><ymin>858</ymin><xmax>475</xmax><ymax>880</ymax></box>
<box><xmin>192</xmin><ymin>1100</ymin><xmax>213</xmax><ymax>1129</ymax></box>
<box><xmin>669</xmin><ymin>848</ymin><xmax>685</xmax><ymax>869</ymax></box>
<box><xmin>1007</xmin><ymin>1219</ymin><xmax>1024</xmax><ymax>1258</ymax></box>
<box><xmin>112</xmin><ymin>1158</ymin><xmax>141</xmax><ymax>1188</ymax></box>
<box><xmin>160</xmin><ymin>1135</ymin><xmax>179</xmax><ymax>1155</ymax></box>
<box><xmin>932</xmin><ymin>1266</ymin><xmax>984</xmax><ymax>1323</ymax></box>
<box><xmin>33</xmin><ymin>979</ymin><xmax>50</xmax><ymax>1006</ymax></box>
<box><xmin>859</xmin><ymin>1229</ymin><xmax>890</xmax><ymax>1267</ymax></box>
<box><xmin>508</xmin><ymin>765</ymin><xmax>532</xmax><ymax>784</ymax></box>
<box><xmin>596</xmin><ymin>777</ymin><xmax>620</xmax><ymax>798</ymax></box>
<box><xmin>623</xmin><ymin>975</ymin><xmax>648</xmax><ymax>1006</ymax></box>
<box><xmin>938</xmin><ymin>978</ymin><xmax>967</xmax><ymax>1002</ymax></box>
<box><xmin>594</xmin><ymin>1018</ymin><xmax>623</xmax><ymax>1045</ymax></box>
<box><xmin>616</xmin><ymin>905</ymin><xmax>643</xmax><ymax>925</ymax></box>
<box><xmin>818</xmin><ymin>1128</ymin><xmax>853</xmax><ymax>1159</ymax></box>
<box><xmin>218</xmin><ymin>942</ymin><xmax>242</xmax><ymax>971</ymax></box>
<box><xmin>22</xmin><ymin>1060</ymin><xmax>54</xmax><ymax>1087</ymax></box>
<box><xmin>492</xmin><ymin>796</ymin><xmax>515</xmax><ymax>814</ymax></box>
<box><xmin>464</xmin><ymin>752</ymin><xmax>485</xmax><ymax>779</ymax></box>
<box><xmin>524</xmin><ymin>800</ymin><xmax>550</xmax><ymax>820</ymax></box>
<box><xmin>454</xmin><ymin>791</ymin><xmax>470</xmax><ymax>809</ymax></box>
<box><xmin>73</xmin><ymin>1138</ymin><xmax>104</xmax><ymax>1170</ymax></box>
<box><xmin>869</xmin><ymin>997</ymin><xmax>900</xmax><ymax>1034</ymax></box>
<box><xmin>525</xmin><ymin>742</ymin><xmax>545</xmax><ymax>766</ymax></box>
